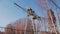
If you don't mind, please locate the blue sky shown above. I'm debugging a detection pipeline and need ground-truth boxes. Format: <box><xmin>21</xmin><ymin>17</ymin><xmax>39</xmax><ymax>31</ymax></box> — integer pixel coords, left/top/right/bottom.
<box><xmin>0</xmin><ymin>0</ymin><xmax>40</xmax><ymax>27</ymax></box>
<box><xmin>0</xmin><ymin>0</ymin><xmax>60</xmax><ymax>27</ymax></box>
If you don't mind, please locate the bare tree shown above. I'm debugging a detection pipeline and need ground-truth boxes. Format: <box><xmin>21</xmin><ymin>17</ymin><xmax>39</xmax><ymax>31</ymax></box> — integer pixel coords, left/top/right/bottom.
<box><xmin>5</xmin><ymin>18</ymin><xmax>38</xmax><ymax>34</ymax></box>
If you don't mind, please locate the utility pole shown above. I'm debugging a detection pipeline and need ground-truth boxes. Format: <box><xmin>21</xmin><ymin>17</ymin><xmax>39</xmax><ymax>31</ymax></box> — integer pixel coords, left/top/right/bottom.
<box><xmin>47</xmin><ymin>9</ymin><xmax>58</xmax><ymax>34</ymax></box>
<box><xmin>14</xmin><ymin>2</ymin><xmax>55</xmax><ymax>34</ymax></box>
<box><xmin>14</xmin><ymin>3</ymin><xmax>42</xmax><ymax>34</ymax></box>
<box><xmin>36</xmin><ymin>0</ymin><xmax>59</xmax><ymax>34</ymax></box>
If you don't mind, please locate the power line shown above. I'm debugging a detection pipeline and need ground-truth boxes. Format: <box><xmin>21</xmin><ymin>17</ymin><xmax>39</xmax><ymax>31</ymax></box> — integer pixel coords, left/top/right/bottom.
<box><xmin>50</xmin><ymin>0</ymin><xmax>60</xmax><ymax>9</ymax></box>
